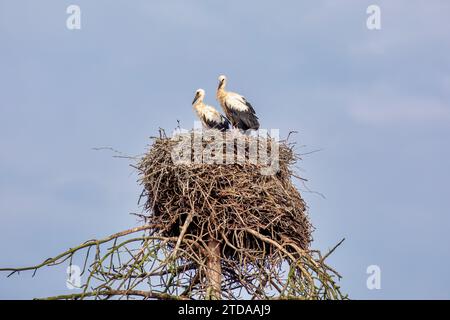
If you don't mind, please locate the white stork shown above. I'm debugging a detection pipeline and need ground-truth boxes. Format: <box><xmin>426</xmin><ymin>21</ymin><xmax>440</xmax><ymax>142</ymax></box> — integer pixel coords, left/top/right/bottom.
<box><xmin>216</xmin><ymin>75</ymin><xmax>260</xmax><ymax>131</ymax></box>
<box><xmin>192</xmin><ymin>89</ymin><xmax>230</xmax><ymax>132</ymax></box>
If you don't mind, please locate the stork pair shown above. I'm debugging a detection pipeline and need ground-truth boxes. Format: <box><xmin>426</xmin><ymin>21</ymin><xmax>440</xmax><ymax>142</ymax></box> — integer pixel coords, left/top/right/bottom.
<box><xmin>192</xmin><ymin>75</ymin><xmax>260</xmax><ymax>132</ymax></box>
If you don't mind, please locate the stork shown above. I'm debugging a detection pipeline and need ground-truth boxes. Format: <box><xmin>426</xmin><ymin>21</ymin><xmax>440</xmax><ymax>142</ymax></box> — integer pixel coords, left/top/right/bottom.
<box><xmin>216</xmin><ymin>75</ymin><xmax>260</xmax><ymax>131</ymax></box>
<box><xmin>192</xmin><ymin>89</ymin><xmax>230</xmax><ymax>132</ymax></box>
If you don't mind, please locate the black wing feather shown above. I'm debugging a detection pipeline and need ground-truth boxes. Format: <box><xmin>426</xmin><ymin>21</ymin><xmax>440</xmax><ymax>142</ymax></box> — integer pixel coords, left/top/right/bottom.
<box><xmin>202</xmin><ymin>114</ymin><xmax>230</xmax><ymax>132</ymax></box>
<box><xmin>242</xmin><ymin>97</ymin><xmax>257</xmax><ymax>115</ymax></box>
<box><xmin>226</xmin><ymin>102</ymin><xmax>260</xmax><ymax>131</ymax></box>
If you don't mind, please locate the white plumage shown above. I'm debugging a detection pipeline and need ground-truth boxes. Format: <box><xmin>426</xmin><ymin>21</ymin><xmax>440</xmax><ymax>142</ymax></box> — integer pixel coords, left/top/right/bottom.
<box><xmin>216</xmin><ymin>75</ymin><xmax>260</xmax><ymax>131</ymax></box>
<box><xmin>192</xmin><ymin>89</ymin><xmax>230</xmax><ymax>131</ymax></box>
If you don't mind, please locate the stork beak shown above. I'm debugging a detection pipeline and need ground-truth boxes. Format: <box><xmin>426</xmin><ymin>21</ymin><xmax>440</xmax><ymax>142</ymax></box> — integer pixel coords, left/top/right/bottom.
<box><xmin>192</xmin><ymin>92</ymin><xmax>199</xmax><ymax>105</ymax></box>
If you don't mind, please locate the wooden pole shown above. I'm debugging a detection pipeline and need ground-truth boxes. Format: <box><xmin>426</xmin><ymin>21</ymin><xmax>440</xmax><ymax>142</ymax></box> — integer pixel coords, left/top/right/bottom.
<box><xmin>205</xmin><ymin>239</ymin><xmax>221</xmax><ymax>300</ymax></box>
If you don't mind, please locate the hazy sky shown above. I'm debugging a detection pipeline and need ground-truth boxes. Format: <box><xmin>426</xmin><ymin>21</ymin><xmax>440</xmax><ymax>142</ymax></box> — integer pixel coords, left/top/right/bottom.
<box><xmin>1</xmin><ymin>0</ymin><xmax>449</xmax><ymax>299</ymax></box>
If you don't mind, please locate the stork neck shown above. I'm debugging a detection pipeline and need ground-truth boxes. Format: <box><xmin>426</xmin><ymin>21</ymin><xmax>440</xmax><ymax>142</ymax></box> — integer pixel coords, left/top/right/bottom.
<box><xmin>218</xmin><ymin>81</ymin><xmax>226</xmax><ymax>91</ymax></box>
<box><xmin>193</xmin><ymin>100</ymin><xmax>204</xmax><ymax>111</ymax></box>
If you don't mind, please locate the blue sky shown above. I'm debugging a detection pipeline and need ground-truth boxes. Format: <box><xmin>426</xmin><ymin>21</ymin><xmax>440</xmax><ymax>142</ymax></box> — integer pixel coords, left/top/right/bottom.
<box><xmin>1</xmin><ymin>0</ymin><xmax>449</xmax><ymax>299</ymax></box>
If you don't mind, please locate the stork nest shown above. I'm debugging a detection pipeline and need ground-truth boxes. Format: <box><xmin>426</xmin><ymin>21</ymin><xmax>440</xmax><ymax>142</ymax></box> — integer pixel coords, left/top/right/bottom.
<box><xmin>135</xmin><ymin>129</ymin><xmax>346</xmax><ymax>299</ymax></box>
<box><xmin>138</xmin><ymin>129</ymin><xmax>311</xmax><ymax>259</ymax></box>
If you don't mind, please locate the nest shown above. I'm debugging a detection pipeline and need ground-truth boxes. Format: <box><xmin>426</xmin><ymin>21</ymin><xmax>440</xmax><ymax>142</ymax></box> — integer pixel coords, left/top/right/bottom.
<box><xmin>138</xmin><ymin>129</ymin><xmax>311</xmax><ymax>260</ymax></box>
<box><xmin>134</xmin><ymin>129</ymin><xmax>348</xmax><ymax>299</ymax></box>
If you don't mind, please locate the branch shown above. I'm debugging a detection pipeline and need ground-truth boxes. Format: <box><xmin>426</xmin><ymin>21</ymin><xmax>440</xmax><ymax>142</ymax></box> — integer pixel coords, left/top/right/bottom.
<box><xmin>0</xmin><ymin>224</ymin><xmax>160</xmax><ymax>276</ymax></box>
<box><xmin>39</xmin><ymin>290</ymin><xmax>188</xmax><ymax>300</ymax></box>
<box><xmin>320</xmin><ymin>238</ymin><xmax>345</xmax><ymax>263</ymax></box>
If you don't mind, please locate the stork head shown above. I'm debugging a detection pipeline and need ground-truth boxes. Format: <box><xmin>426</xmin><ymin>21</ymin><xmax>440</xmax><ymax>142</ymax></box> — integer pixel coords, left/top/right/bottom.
<box><xmin>218</xmin><ymin>75</ymin><xmax>227</xmax><ymax>88</ymax></box>
<box><xmin>192</xmin><ymin>88</ymin><xmax>205</xmax><ymax>105</ymax></box>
